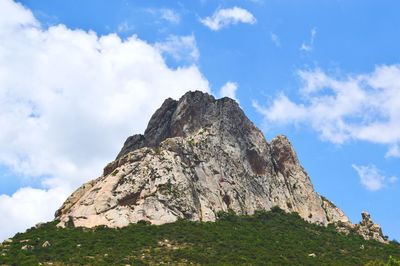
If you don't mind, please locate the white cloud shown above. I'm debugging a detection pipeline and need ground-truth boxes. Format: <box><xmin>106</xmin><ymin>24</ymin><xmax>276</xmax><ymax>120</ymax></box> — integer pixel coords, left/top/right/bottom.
<box><xmin>155</xmin><ymin>34</ymin><xmax>199</xmax><ymax>63</ymax></box>
<box><xmin>146</xmin><ymin>8</ymin><xmax>180</xmax><ymax>24</ymax></box>
<box><xmin>0</xmin><ymin>0</ymin><xmax>37</xmax><ymax>29</ymax></box>
<box><xmin>386</xmin><ymin>145</ymin><xmax>400</xmax><ymax>158</ymax></box>
<box><xmin>270</xmin><ymin>32</ymin><xmax>281</xmax><ymax>47</ymax></box>
<box><xmin>219</xmin><ymin>81</ymin><xmax>239</xmax><ymax>102</ymax></box>
<box><xmin>300</xmin><ymin>27</ymin><xmax>317</xmax><ymax>52</ymax></box>
<box><xmin>0</xmin><ymin>0</ymin><xmax>209</xmax><ymax>240</ymax></box>
<box><xmin>160</xmin><ymin>8</ymin><xmax>180</xmax><ymax>24</ymax></box>
<box><xmin>352</xmin><ymin>164</ymin><xmax>397</xmax><ymax>191</ymax></box>
<box><xmin>117</xmin><ymin>21</ymin><xmax>134</xmax><ymax>33</ymax></box>
<box><xmin>253</xmin><ymin>93</ymin><xmax>307</xmax><ymax>125</ymax></box>
<box><xmin>200</xmin><ymin>7</ymin><xmax>256</xmax><ymax>31</ymax></box>
<box><xmin>0</xmin><ymin>187</ymin><xmax>69</xmax><ymax>240</ymax></box>
<box><xmin>254</xmin><ymin>65</ymin><xmax>400</xmax><ymax>155</ymax></box>
<box><xmin>300</xmin><ymin>43</ymin><xmax>312</xmax><ymax>52</ymax></box>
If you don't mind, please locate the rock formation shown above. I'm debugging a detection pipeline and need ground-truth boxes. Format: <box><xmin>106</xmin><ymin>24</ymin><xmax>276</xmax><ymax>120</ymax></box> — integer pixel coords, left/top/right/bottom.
<box><xmin>335</xmin><ymin>211</ymin><xmax>388</xmax><ymax>243</ymax></box>
<box><xmin>351</xmin><ymin>212</ymin><xmax>387</xmax><ymax>243</ymax></box>
<box><xmin>355</xmin><ymin>212</ymin><xmax>387</xmax><ymax>242</ymax></box>
<box><xmin>55</xmin><ymin>91</ymin><xmax>387</xmax><ymax>243</ymax></box>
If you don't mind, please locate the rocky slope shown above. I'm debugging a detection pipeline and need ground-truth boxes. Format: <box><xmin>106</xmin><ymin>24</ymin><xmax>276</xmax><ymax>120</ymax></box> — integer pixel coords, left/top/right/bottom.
<box><xmin>55</xmin><ymin>91</ymin><xmax>387</xmax><ymax>243</ymax></box>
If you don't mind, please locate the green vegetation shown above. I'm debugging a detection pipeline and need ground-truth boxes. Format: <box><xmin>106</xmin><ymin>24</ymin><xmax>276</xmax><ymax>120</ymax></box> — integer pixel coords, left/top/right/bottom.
<box><xmin>1</xmin><ymin>208</ymin><xmax>399</xmax><ymax>265</ymax></box>
<box><xmin>153</xmin><ymin>146</ymin><xmax>162</xmax><ymax>155</ymax></box>
<box><xmin>188</xmin><ymin>139</ymin><xmax>196</xmax><ymax>147</ymax></box>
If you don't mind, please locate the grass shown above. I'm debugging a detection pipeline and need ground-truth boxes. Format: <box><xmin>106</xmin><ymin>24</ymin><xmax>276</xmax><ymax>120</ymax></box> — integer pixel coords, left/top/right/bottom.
<box><xmin>1</xmin><ymin>208</ymin><xmax>399</xmax><ymax>265</ymax></box>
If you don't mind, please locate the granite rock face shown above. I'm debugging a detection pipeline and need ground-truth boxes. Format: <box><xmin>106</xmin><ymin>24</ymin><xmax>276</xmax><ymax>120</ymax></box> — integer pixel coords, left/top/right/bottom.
<box><xmin>55</xmin><ymin>91</ymin><xmax>387</xmax><ymax>243</ymax></box>
<box><xmin>355</xmin><ymin>212</ymin><xmax>388</xmax><ymax>243</ymax></box>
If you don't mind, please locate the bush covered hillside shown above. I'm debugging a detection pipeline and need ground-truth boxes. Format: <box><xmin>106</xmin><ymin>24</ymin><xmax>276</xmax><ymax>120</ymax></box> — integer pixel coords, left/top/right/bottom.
<box><xmin>1</xmin><ymin>208</ymin><xmax>399</xmax><ymax>265</ymax></box>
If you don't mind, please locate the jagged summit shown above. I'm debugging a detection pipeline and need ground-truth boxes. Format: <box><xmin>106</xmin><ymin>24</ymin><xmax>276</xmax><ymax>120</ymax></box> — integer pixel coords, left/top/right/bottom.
<box><xmin>55</xmin><ymin>91</ymin><xmax>387</xmax><ymax>243</ymax></box>
<box><xmin>116</xmin><ymin>91</ymin><xmax>253</xmax><ymax>159</ymax></box>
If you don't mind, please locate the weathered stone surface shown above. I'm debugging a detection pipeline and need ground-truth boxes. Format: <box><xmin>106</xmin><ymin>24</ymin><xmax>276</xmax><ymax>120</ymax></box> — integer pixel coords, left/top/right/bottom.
<box><xmin>3</xmin><ymin>239</ymin><xmax>12</xmax><ymax>244</ymax></box>
<box><xmin>55</xmin><ymin>91</ymin><xmax>387</xmax><ymax>243</ymax></box>
<box><xmin>42</xmin><ymin>241</ymin><xmax>51</xmax><ymax>248</ymax></box>
<box><xmin>335</xmin><ymin>211</ymin><xmax>388</xmax><ymax>243</ymax></box>
<box><xmin>355</xmin><ymin>212</ymin><xmax>388</xmax><ymax>243</ymax></box>
<box><xmin>21</xmin><ymin>245</ymin><xmax>34</xmax><ymax>251</ymax></box>
<box><xmin>55</xmin><ymin>178</ymin><xmax>100</xmax><ymax>218</ymax></box>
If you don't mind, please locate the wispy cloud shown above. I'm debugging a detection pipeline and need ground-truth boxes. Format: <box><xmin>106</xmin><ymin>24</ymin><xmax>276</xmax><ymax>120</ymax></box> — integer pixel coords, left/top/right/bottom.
<box><xmin>146</xmin><ymin>8</ymin><xmax>181</xmax><ymax>24</ymax></box>
<box><xmin>155</xmin><ymin>34</ymin><xmax>199</xmax><ymax>63</ymax></box>
<box><xmin>386</xmin><ymin>145</ymin><xmax>400</xmax><ymax>158</ymax></box>
<box><xmin>270</xmin><ymin>32</ymin><xmax>281</xmax><ymax>47</ymax></box>
<box><xmin>352</xmin><ymin>164</ymin><xmax>397</xmax><ymax>191</ymax></box>
<box><xmin>117</xmin><ymin>21</ymin><xmax>134</xmax><ymax>33</ymax></box>
<box><xmin>253</xmin><ymin>65</ymin><xmax>400</xmax><ymax>157</ymax></box>
<box><xmin>300</xmin><ymin>27</ymin><xmax>317</xmax><ymax>52</ymax></box>
<box><xmin>159</xmin><ymin>8</ymin><xmax>180</xmax><ymax>24</ymax></box>
<box><xmin>200</xmin><ymin>7</ymin><xmax>256</xmax><ymax>31</ymax></box>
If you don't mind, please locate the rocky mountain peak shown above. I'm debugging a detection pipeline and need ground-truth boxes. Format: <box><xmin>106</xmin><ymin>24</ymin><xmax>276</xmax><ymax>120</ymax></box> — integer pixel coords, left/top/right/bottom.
<box><xmin>116</xmin><ymin>91</ymin><xmax>251</xmax><ymax>160</ymax></box>
<box><xmin>55</xmin><ymin>91</ymin><xmax>388</xmax><ymax>243</ymax></box>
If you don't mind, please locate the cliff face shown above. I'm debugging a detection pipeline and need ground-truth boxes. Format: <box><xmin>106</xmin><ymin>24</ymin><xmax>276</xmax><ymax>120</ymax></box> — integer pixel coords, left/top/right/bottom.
<box><xmin>55</xmin><ymin>91</ymin><xmax>387</xmax><ymax>243</ymax></box>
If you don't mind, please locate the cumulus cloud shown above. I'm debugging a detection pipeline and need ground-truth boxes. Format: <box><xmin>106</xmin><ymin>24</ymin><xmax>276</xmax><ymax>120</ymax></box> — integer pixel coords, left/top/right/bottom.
<box><xmin>0</xmin><ymin>0</ymin><xmax>209</xmax><ymax>240</ymax></box>
<box><xmin>200</xmin><ymin>7</ymin><xmax>256</xmax><ymax>31</ymax></box>
<box><xmin>0</xmin><ymin>187</ymin><xmax>69</xmax><ymax>239</ymax></box>
<box><xmin>219</xmin><ymin>81</ymin><xmax>239</xmax><ymax>102</ymax></box>
<box><xmin>155</xmin><ymin>34</ymin><xmax>199</xmax><ymax>63</ymax></box>
<box><xmin>254</xmin><ymin>65</ymin><xmax>400</xmax><ymax>156</ymax></box>
<box><xmin>300</xmin><ymin>27</ymin><xmax>317</xmax><ymax>52</ymax></box>
<box><xmin>352</xmin><ymin>164</ymin><xmax>397</xmax><ymax>191</ymax></box>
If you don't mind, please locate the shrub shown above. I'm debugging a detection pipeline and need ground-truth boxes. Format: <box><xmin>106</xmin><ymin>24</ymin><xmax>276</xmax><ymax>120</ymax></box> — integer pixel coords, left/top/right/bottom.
<box><xmin>216</xmin><ymin>209</ymin><xmax>237</xmax><ymax>221</ymax></box>
<box><xmin>154</xmin><ymin>146</ymin><xmax>161</xmax><ymax>155</ymax></box>
<box><xmin>137</xmin><ymin>220</ymin><xmax>151</xmax><ymax>225</ymax></box>
<box><xmin>387</xmin><ymin>256</ymin><xmax>400</xmax><ymax>266</ymax></box>
<box><xmin>2</xmin><ymin>209</ymin><xmax>400</xmax><ymax>265</ymax></box>
<box><xmin>270</xmin><ymin>205</ymin><xmax>285</xmax><ymax>213</ymax></box>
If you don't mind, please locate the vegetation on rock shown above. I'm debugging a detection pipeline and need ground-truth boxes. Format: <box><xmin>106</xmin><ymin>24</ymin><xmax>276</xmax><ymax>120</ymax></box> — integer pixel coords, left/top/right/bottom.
<box><xmin>1</xmin><ymin>209</ymin><xmax>399</xmax><ymax>265</ymax></box>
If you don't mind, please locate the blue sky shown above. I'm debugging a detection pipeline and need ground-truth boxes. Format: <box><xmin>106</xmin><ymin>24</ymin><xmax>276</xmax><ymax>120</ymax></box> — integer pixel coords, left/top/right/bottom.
<box><xmin>0</xmin><ymin>0</ymin><xmax>399</xmax><ymax>241</ymax></box>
